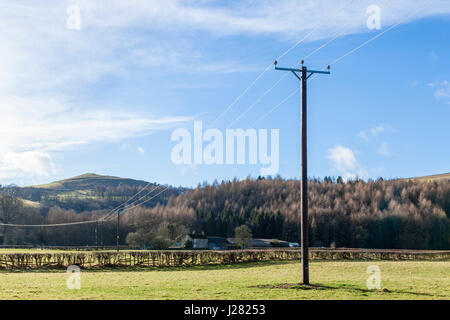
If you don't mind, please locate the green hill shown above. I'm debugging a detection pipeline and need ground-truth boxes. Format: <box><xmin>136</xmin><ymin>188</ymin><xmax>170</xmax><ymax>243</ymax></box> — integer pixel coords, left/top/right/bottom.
<box><xmin>1</xmin><ymin>173</ymin><xmax>184</xmax><ymax>212</ymax></box>
<box><xmin>0</xmin><ymin>194</ymin><xmax>40</xmax><ymax>208</ymax></box>
<box><xmin>30</xmin><ymin>173</ymin><xmax>149</xmax><ymax>191</ymax></box>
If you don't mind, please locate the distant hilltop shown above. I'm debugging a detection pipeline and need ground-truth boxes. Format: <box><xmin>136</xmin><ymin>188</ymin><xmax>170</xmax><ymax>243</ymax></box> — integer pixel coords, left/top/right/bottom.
<box><xmin>397</xmin><ymin>173</ymin><xmax>450</xmax><ymax>182</ymax></box>
<box><xmin>28</xmin><ymin>173</ymin><xmax>150</xmax><ymax>190</ymax></box>
<box><xmin>1</xmin><ymin>173</ymin><xmax>185</xmax><ymax>212</ymax></box>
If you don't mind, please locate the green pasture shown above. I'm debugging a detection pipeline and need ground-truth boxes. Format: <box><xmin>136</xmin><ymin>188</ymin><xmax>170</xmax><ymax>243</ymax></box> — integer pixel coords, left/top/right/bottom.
<box><xmin>0</xmin><ymin>260</ymin><xmax>448</xmax><ymax>300</ymax></box>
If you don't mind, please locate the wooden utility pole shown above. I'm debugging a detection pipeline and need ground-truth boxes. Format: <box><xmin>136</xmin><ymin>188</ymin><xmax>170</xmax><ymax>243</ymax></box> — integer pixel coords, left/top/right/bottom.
<box><xmin>100</xmin><ymin>219</ymin><xmax>103</xmax><ymax>248</ymax></box>
<box><xmin>274</xmin><ymin>60</ymin><xmax>330</xmax><ymax>285</ymax></box>
<box><xmin>116</xmin><ymin>210</ymin><xmax>120</xmax><ymax>253</ymax></box>
<box><xmin>95</xmin><ymin>221</ymin><xmax>98</xmax><ymax>249</ymax></box>
<box><xmin>300</xmin><ymin>65</ymin><xmax>309</xmax><ymax>284</ymax></box>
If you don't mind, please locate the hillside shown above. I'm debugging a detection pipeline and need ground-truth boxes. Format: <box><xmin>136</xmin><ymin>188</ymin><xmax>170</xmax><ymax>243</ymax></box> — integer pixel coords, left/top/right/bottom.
<box><xmin>0</xmin><ymin>174</ymin><xmax>449</xmax><ymax>249</ymax></box>
<box><xmin>0</xmin><ymin>194</ymin><xmax>40</xmax><ymax>208</ymax></box>
<box><xmin>1</xmin><ymin>173</ymin><xmax>185</xmax><ymax>212</ymax></box>
<box><xmin>30</xmin><ymin>173</ymin><xmax>150</xmax><ymax>191</ymax></box>
<box><xmin>126</xmin><ymin>177</ymin><xmax>449</xmax><ymax>250</ymax></box>
<box><xmin>400</xmin><ymin>173</ymin><xmax>450</xmax><ymax>182</ymax></box>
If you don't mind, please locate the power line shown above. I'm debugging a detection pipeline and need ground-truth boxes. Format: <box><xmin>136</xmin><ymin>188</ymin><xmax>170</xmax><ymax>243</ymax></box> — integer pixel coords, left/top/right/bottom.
<box><xmin>99</xmin><ymin>184</ymin><xmax>160</xmax><ymax>222</ymax></box>
<box><xmin>254</xmin><ymin>0</ymin><xmax>437</xmax><ymax>124</ymax></box>
<box><xmin>121</xmin><ymin>186</ymin><xmax>163</xmax><ymax>211</ymax></box>
<box><xmin>329</xmin><ymin>1</ymin><xmax>436</xmax><ymax>66</ymax></box>
<box><xmin>227</xmin><ymin>73</ymin><xmax>289</xmax><ymax>128</ymax></box>
<box><xmin>209</xmin><ymin>63</ymin><xmax>272</xmax><ymax>127</ymax></box>
<box><xmin>1</xmin><ymin>1</ymin><xmax>435</xmax><ymax>229</ymax></box>
<box><xmin>0</xmin><ymin>182</ymin><xmax>167</xmax><ymax>228</ymax></box>
<box><xmin>0</xmin><ymin>182</ymin><xmax>157</xmax><ymax>228</ymax></box>
<box><xmin>250</xmin><ymin>89</ymin><xmax>297</xmax><ymax>127</ymax></box>
<box><xmin>302</xmin><ymin>0</ymin><xmax>394</xmax><ymax>61</ymax></box>
<box><xmin>275</xmin><ymin>0</ymin><xmax>357</xmax><ymax>61</ymax></box>
<box><xmin>0</xmin><ymin>220</ymin><xmax>97</xmax><ymax>228</ymax></box>
<box><xmin>104</xmin><ymin>185</ymin><xmax>171</xmax><ymax>222</ymax></box>
<box><xmin>91</xmin><ymin>185</ymin><xmax>163</xmax><ymax>223</ymax></box>
<box><xmin>126</xmin><ymin>186</ymin><xmax>170</xmax><ymax>209</ymax></box>
<box><xmin>209</xmin><ymin>0</ymin><xmax>356</xmax><ymax>128</ymax></box>
<box><xmin>224</xmin><ymin>0</ymin><xmax>357</xmax><ymax>128</ymax></box>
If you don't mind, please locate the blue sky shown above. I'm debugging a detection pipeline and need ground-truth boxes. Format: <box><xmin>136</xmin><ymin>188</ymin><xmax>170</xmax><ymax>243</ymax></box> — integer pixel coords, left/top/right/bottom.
<box><xmin>0</xmin><ymin>0</ymin><xmax>449</xmax><ymax>187</ymax></box>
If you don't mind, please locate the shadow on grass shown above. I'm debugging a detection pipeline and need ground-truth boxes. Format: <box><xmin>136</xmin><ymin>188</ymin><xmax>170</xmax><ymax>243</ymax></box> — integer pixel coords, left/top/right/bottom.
<box><xmin>252</xmin><ymin>282</ymin><xmax>443</xmax><ymax>298</ymax></box>
<box><xmin>0</xmin><ymin>260</ymin><xmax>295</xmax><ymax>274</ymax></box>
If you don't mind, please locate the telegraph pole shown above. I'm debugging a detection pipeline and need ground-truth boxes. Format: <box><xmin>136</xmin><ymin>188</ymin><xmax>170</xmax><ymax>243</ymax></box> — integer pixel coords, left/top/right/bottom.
<box><xmin>95</xmin><ymin>220</ymin><xmax>98</xmax><ymax>249</ymax></box>
<box><xmin>116</xmin><ymin>209</ymin><xmax>120</xmax><ymax>253</ymax></box>
<box><xmin>274</xmin><ymin>60</ymin><xmax>330</xmax><ymax>285</ymax></box>
<box><xmin>100</xmin><ymin>219</ymin><xmax>103</xmax><ymax>249</ymax></box>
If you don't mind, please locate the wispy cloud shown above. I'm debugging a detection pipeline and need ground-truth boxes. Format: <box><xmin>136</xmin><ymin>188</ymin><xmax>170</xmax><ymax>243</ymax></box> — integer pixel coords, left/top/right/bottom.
<box><xmin>377</xmin><ymin>142</ymin><xmax>390</xmax><ymax>156</ymax></box>
<box><xmin>0</xmin><ymin>96</ymin><xmax>193</xmax><ymax>179</ymax></box>
<box><xmin>370</xmin><ymin>125</ymin><xmax>386</xmax><ymax>136</ymax></box>
<box><xmin>357</xmin><ymin>131</ymin><xmax>368</xmax><ymax>141</ymax></box>
<box><xmin>357</xmin><ymin>125</ymin><xmax>393</xmax><ymax>158</ymax></box>
<box><xmin>2</xmin><ymin>1</ymin><xmax>447</xmax><ymax>95</ymax></box>
<box><xmin>137</xmin><ymin>146</ymin><xmax>145</xmax><ymax>154</ymax></box>
<box><xmin>67</xmin><ymin>0</ymin><xmax>450</xmax><ymax>38</ymax></box>
<box><xmin>431</xmin><ymin>80</ymin><xmax>450</xmax><ymax>103</ymax></box>
<box><xmin>358</xmin><ymin>124</ymin><xmax>391</xmax><ymax>140</ymax></box>
<box><xmin>2</xmin><ymin>1</ymin><xmax>447</xmax><ymax>93</ymax></box>
<box><xmin>0</xmin><ymin>0</ymin><xmax>447</xmax><ymax>182</ymax></box>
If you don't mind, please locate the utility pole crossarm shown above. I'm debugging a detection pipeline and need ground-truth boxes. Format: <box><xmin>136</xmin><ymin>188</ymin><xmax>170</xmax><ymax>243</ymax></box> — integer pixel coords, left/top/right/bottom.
<box><xmin>307</xmin><ymin>69</ymin><xmax>331</xmax><ymax>75</ymax></box>
<box><xmin>274</xmin><ymin>66</ymin><xmax>303</xmax><ymax>72</ymax></box>
<box><xmin>275</xmin><ymin>66</ymin><xmax>330</xmax><ymax>74</ymax></box>
<box><xmin>274</xmin><ymin>63</ymin><xmax>330</xmax><ymax>78</ymax></box>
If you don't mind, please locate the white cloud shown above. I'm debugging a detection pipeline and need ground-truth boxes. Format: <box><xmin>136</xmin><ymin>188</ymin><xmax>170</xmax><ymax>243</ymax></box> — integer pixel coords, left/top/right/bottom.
<box><xmin>1</xmin><ymin>1</ymin><xmax>448</xmax><ymax>93</ymax></box>
<box><xmin>377</xmin><ymin>142</ymin><xmax>390</xmax><ymax>156</ymax></box>
<box><xmin>327</xmin><ymin>145</ymin><xmax>367</xmax><ymax>180</ymax></box>
<box><xmin>433</xmin><ymin>80</ymin><xmax>450</xmax><ymax>102</ymax></box>
<box><xmin>357</xmin><ymin>131</ymin><xmax>368</xmax><ymax>141</ymax></box>
<box><xmin>0</xmin><ymin>151</ymin><xmax>56</xmax><ymax>179</ymax></box>
<box><xmin>0</xmin><ymin>96</ymin><xmax>192</xmax><ymax>150</ymax></box>
<box><xmin>358</xmin><ymin>124</ymin><xmax>391</xmax><ymax>140</ymax></box>
<box><xmin>0</xmin><ymin>96</ymin><xmax>193</xmax><ymax>180</ymax></box>
<box><xmin>69</xmin><ymin>0</ymin><xmax>450</xmax><ymax>38</ymax></box>
<box><xmin>370</xmin><ymin>125</ymin><xmax>386</xmax><ymax>136</ymax></box>
<box><xmin>137</xmin><ymin>146</ymin><xmax>145</xmax><ymax>153</ymax></box>
<box><xmin>0</xmin><ymin>1</ymin><xmax>446</xmax><ymax>182</ymax></box>
<box><xmin>327</xmin><ymin>146</ymin><xmax>358</xmax><ymax>172</ymax></box>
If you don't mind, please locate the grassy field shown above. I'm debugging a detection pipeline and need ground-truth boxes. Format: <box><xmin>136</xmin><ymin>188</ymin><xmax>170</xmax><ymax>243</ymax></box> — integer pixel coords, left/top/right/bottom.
<box><xmin>0</xmin><ymin>260</ymin><xmax>448</xmax><ymax>300</ymax></box>
<box><xmin>0</xmin><ymin>248</ymin><xmax>122</xmax><ymax>254</ymax></box>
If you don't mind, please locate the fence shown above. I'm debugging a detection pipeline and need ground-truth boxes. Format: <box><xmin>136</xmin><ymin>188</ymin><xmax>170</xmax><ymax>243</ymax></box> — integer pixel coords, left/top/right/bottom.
<box><xmin>0</xmin><ymin>249</ymin><xmax>448</xmax><ymax>269</ymax></box>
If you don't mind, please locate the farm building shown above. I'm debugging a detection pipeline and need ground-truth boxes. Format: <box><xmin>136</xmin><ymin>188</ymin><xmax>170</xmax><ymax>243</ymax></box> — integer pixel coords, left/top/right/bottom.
<box><xmin>179</xmin><ymin>234</ymin><xmax>209</xmax><ymax>249</ymax></box>
<box><xmin>207</xmin><ymin>237</ymin><xmax>232</xmax><ymax>250</ymax></box>
<box><xmin>173</xmin><ymin>235</ymin><xmax>233</xmax><ymax>250</ymax></box>
<box><xmin>227</xmin><ymin>238</ymin><xmax>290</xmax><ymax>248</ymax></box>
<box><xmin>173</xmin><ymin>235</ymin><xmax>291</xmax><ymax>250</ymax></box>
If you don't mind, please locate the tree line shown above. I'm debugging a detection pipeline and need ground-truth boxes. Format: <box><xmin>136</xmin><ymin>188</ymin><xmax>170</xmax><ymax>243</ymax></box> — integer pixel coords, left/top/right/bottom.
<box><xmin>0</xmin><ymin>177</ymin><xmax>449</xmax><ymax>249</ymax></box>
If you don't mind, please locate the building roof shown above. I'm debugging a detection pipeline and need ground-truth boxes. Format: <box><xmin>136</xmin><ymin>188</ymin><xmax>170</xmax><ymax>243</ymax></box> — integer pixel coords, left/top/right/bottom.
<box><xmin>207</xmin><ymin>236</ymin><xmax>230</xmax><ymax>244</ymax></box>
<box><xmin>227</xmin><ymin>238</ymin><xmax>290</xmax><ymax>247</ymax></box>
